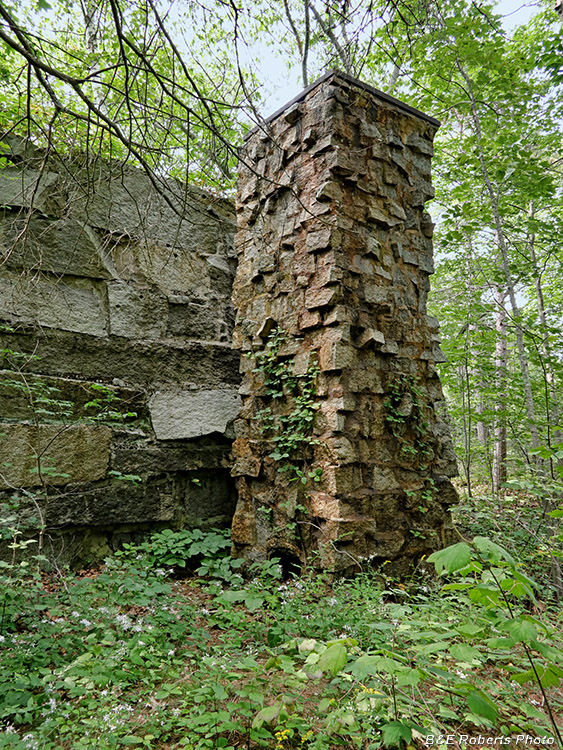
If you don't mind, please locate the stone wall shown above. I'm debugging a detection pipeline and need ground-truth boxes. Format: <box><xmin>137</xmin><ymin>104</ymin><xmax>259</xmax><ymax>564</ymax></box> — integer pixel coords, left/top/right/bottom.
<box><xmin>231</xmin><ymin>71</ymin><xmax>458</xmax><ymax>574</ymax></box>
<box><xmin>0</xmin><ymin>143</ymin><xmax>240</xmax><ymax>563</ymax></box>
<box><xmin>0</xmin><ymin>72</ymin><xmax>459</xmax><ymax>573</ymax></box>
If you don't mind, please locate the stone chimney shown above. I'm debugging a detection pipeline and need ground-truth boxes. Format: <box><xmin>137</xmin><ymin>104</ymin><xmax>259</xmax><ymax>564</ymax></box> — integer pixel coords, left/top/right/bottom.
<box><xmin>231</xmin><ymin>70</ymin><xmax>458</xmax><ymax>574</ymax></box>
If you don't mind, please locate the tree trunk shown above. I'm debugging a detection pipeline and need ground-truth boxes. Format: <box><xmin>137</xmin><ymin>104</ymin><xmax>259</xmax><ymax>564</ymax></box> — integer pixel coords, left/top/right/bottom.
<box><xmin>457</xmin><ymin>62</ymin><xmax>541</xmax><ymax>462</ymax></box>
<box><xmin>492</xmin><ymin>284</ymin><xmax>507</xmax><ymax>493</ymax></box>
<box><xmin>528</xmin><ymin>202</ymin><xmax>561</xmax><ymax>449</ymax></box>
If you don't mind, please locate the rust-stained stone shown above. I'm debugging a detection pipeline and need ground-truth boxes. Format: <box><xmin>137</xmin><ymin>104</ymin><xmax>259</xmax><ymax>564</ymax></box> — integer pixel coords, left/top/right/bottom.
<box><xmin>231</xmin><ymin>70</ymin><xmax>458</xmax><ymax>573</ymax></box>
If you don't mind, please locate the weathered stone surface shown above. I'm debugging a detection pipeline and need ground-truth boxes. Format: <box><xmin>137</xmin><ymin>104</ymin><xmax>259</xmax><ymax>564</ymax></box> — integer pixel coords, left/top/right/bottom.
<box><xmin>107</xmin><ymin>281</ymin><xmax>167</xmax><ymax>339</ymax></box>
<box><xmin>178</xmin><ymin>470</ymin><xmax>236</xmax><ymax>525</ymax></box>
<box><xmin>0</xmin><ymin>269</ymin><xmax>108</xmax><ymax>336</ymax></box>
<box><xmin>0</xmin><ymin>423</ymin><xmax>111</xmax><ymax>489</ymax></box>
<box><xmin>0</xmin><ymin>169</ymin><xmax>63</xmax><ymax>216</ymax></box>
<box><xmin>68</xmin><ymin>163</ymin><xmax>235</xmax><ymax>258</ymax></box>
<box><xmin>111</xmin><ymin>434</ymin><xmax>231</xmax><ymax>474</ymax></box>
<box><xmin>232</xmin><ymin>70</ymin><xmax>457</xmax><ymax>573</ymax></box>
<box><xmin>1</xmin><ymin>214</ymin><xmax>114</xmax><ymax>278</ymax></box>
<box><xmin>0</xmin><ymin>149</ymin><xmax>239</xmax><ymax>564</ymax></box>
<box><xmin>0</xmin><ymin>326</ymin><xmax>241</xmax><ymax>388</ymax></box>
<box><xmin>49</xmin><ymin>477</ymin><xmax>176</xmax><ymax>526</ymax></box>
<box><xmin>149</xmin><ymin>388</ymin><xmax>241</xmax><ymax>440</ymax></box>
<box><xmin>0</xmin><ymin>371</ymin><xmax>147</xmax><ymax>424</ymax></box>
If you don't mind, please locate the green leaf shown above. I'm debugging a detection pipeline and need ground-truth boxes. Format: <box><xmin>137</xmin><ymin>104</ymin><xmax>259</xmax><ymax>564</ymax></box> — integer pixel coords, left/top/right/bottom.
<box><xmin>244</xmin><ymin>595</ymin><xmax>264</xmax><ymax>611</ymax></box>
<box><xmin>374</xmin><ymin>656</ymin><xmax>405</xmax><ymax>673</ymax></box>
<box><xmin>298</xmin><ymin>638</ymin><xmax>317</xmax><ymax>653</ymax></box>
<box><xmin>514</xmin><ymin>664</ymin><xmax>563</xmax><ymax>689</ymax></box>
<box><xmin>468</xmin><ymin>584</ymin><xmax>500</xmax><ymax>607</ymax></box>
<box><xmin>350</xmin><ymin>655</ymin><xmax>380</xmax><ymax>680</ymax></box>
<box><xmin>466</xmin><ymin>691</ymin><xmax>498</xmax><ymax>722</ymax></box>
<box><xmin>501</xmin><ymin>618</ymin><xmax>537</xmax><ymax>644</ymax></box>
<box><xmin>428</xmin><ymin>542</ymin><xmax>471</xmax><ymax>574</ymax></box>
<box><xmin>317</xmin><ymin>642</ymin><xmax>348</xmax><ymax>676</ymax></box>
<box><xmin>252</xmin><ymin>702</ymin><xmax>281</xmax><ymax>728</ymax></box>
<box><xmin>473</xmin><ymin>537</ymin><xmax>516</xmax><ymax>568</ymax></box>
<box><xmin>449</xmin><ymin>644</ymin><xmax>482</xmax><ymax>663</ymax></box>
<box><xmin>456</xmin><ymin>624</ymin><xmax>485</xmax><ymax>637</ymax></box>
<box><xmin>220</xmin><ymin>590</ymin><xmax>246</xmax><ymax>604</ymax></box>
<box><xmin>381</xmin><ymin>721</ymin><xmax>412</xmax><ymax>746</ymax></box>
<box><xmin>396</xmin><ymin>667</ymin><xmax>421</xmax><ymax>687</ymax></box>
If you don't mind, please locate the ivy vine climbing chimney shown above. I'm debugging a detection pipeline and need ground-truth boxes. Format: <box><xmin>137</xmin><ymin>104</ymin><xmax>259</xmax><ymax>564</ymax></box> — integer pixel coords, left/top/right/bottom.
<box><xmin>231</xmin><ymin>70</ymin><xmax>458</xmax><ymax>574</ymax></box>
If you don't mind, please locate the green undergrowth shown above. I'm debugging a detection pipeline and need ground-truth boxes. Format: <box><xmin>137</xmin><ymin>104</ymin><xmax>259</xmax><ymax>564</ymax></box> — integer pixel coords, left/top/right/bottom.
<box><xmin>0</xmin><ymin>510</ymin><xmax>562</xmax><ymax>749</ymax></box>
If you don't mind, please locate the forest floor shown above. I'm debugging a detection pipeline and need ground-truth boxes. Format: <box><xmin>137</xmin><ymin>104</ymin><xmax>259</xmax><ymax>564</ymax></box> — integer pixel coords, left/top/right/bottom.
<box><xmin>0</xmin><ymin>489</ymin><xmax>562</xmax><ymax>750</ymax></box>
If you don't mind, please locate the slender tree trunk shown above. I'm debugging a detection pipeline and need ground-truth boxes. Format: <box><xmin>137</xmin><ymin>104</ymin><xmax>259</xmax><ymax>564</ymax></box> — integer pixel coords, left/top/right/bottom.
<box><xmin>527</xmin><ymin>205</ymin><xmax>563</xmax><ymax>601</ymax></box>
<box><xmin>457</xmin><ymin>62</ymin><xmax>541</xmax><ymax>461</ymax></box>
<box><xmin>283</xmin><ymin>0</ymin><xmax>310</xmax><ymax>87</ymax></box>
<box><xmin>82</xmin><ymin>0</ymin><xmax>107</xmax><ymax>113</ymax></box>
<box><xmin>309</xmin><ymin>2</ymin><xmax>352</xmax><ymax>74</ymax></box>
<box><xmin>493</xmin><ymin>284</ymin><xmax>507</xmax><ymax>494</ymax></box>
<box><xmin>528</xmin><ymin>202</ymin><xmax>561</xmax><ymax>448</ymax></box>
<box><xmin>302</xmin><ymin>0</ymin><xmax>310</xmax><ymax>87</ymax></box>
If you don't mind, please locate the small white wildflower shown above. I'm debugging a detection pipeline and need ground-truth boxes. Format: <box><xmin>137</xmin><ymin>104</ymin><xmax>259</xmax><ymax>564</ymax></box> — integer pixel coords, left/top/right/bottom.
<box><xmin>200</xmin><ymin>607</ymin><xmax>210</xmax><ymax>615</ymax></box>
<box><xmin>168</xmin><ymin>649</ymin><xmax>175</xmax><ymax>657</ymax></box>
<box><xmin>80</xmin><ymin>619</ymin><xmax>92</xmax><ymax>628</ymax></box>
<box><xmin>171</xmin><ymin>708</ymin><xmax>181</xmax><ymax>717</ymax></box>
<box><xmin>0</xmin><ymin>635</ymin><xmax>5</xmax><ymax>643</ymax></box>
<box><xmin>456</xmin><ymin>670</ymin><xmax>467</xmax><ymax>679</ymax></box>
<box><xmin>115</xmin><ymin>614</ymin><xmax>132</xmax><ymax>631</ymax></box>
<box><xmin>71</xmin><ymin>611</ymin><xmax>80</xmax><ymax>618</ymax></box>
<box><xmin>328</xmin><ymin>597</ymin><xmax>338</xmax><ymax>606</ymax></box>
